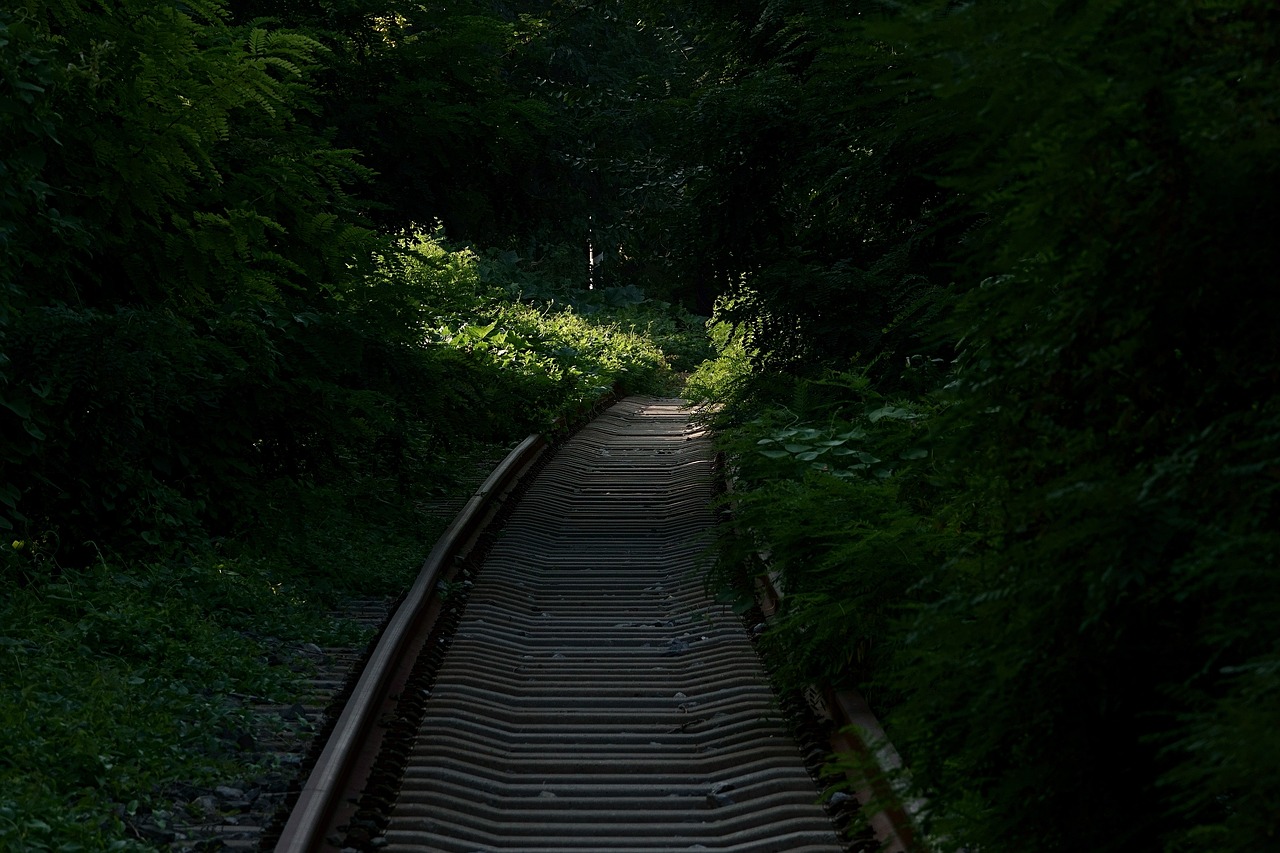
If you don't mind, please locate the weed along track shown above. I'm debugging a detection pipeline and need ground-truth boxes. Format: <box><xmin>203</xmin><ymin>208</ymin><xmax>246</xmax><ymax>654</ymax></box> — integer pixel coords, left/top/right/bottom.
<box><xmin>272</xmin><ymin>396</ymin><xmax>845</xmax><ymax>852</ymax></box>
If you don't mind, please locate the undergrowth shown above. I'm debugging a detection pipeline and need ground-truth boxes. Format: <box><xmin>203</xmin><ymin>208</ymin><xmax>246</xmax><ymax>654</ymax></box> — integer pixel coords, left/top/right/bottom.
<box><xmin>1</xmin><ymin>231</ymin><xmax>710</xmax><ymax>850</ymax></box>
<box><xmin>1</xmin><ymin>551</ymin><xmax>305</xmax><ymax>850</ymax></box>
<box><xmin>709</xmin><ymin>370</ymin><xmax>967</xmax><ymax>711</ymax></box>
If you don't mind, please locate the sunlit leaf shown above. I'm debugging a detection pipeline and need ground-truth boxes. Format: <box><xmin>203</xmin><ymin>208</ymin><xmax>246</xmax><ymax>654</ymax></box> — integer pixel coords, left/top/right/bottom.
<box><xmin>463</xmin><ymin>321</ymin><xmax>497</xmax><ymax>339</ymax></box>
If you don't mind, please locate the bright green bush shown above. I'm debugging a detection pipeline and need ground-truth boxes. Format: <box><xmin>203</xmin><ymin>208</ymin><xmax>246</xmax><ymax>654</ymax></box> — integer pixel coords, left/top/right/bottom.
<box><xmin>417</xmin><ymin>239</ymin><xmax>692</xmax><ymax>420</ymax></box>
<box><xmin>683</xmin><ymin>319</ymin><xmax>751</xmax><ymax>403</ymax></box>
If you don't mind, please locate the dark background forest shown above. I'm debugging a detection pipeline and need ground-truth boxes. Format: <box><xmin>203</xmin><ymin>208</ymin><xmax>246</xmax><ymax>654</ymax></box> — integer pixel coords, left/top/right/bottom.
<box><xmin>2</xmin><ymin>0</ymin><xmax>1277</xmax><ymax>850</ymax></box>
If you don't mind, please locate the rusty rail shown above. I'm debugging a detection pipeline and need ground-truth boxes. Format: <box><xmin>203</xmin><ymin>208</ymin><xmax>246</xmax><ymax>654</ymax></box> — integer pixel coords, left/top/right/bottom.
<box><xmin>273</xmin><ymin>433</ymin><xmax>550</xmax><ymax>852</ymax></box>
<box><xmin>748</xmin><ymin>528</ymin><xmax>926</xmax><ymax>852</ymax></box>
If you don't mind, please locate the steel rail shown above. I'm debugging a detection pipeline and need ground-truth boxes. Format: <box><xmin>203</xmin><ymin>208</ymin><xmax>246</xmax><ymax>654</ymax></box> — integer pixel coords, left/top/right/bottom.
<box><xmin>275</xmin><ymin>396</ymin><xmax>854</xmax><ymax>852</ymax></box>
<box><xmin>748</xmin><ymin>530</ymin><xmax>925</xmax><ymax>852</ymax></box>
<box><xmin>714</xmin><ymin>449</ymin><xmax>927</xmax><ymax>851</ymax></box>
<box><xmin>273</xmin><ymin>432</ymin><xmax>550</xmax><ymax>852</ymax></box>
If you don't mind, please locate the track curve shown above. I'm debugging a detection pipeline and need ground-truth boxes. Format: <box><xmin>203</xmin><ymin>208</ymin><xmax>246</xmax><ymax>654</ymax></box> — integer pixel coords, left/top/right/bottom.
<box><xmin>377</xmin><ymin>397</ymin><xmax>841</xmax><ymax>852</ymax></box>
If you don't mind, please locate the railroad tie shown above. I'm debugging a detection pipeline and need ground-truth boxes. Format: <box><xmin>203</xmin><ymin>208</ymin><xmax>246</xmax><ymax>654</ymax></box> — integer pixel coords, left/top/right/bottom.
<box><xmin>383</xmin><ymin>396</ymin><xmax>843</xmax><ymax>853</ymax></box>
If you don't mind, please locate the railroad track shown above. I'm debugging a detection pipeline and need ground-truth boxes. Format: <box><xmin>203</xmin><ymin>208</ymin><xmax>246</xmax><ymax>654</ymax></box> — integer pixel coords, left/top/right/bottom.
<box><xmin>272</xmin><ymin>396</ymin><xmax>846</xmax><ymax>852</ymax></box>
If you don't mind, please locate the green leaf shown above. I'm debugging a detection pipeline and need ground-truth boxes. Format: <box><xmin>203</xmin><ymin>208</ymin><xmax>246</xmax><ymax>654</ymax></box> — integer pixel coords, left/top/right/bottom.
<box><xmin>2</xmin><ymin>397</ymin><xmax>32</xmax><ymax>419</ymax></box>
<box><xmin>868</xmin><ymin>406</ymin><xmax>919</xmax><ymax>422</ymax></box>
<box><xmin>900</xmin><ymin>448</ymin><xmax>929</xmax><ymax>459</ymax></box>
<box><xmin>463</xmin><ymin>321</ymin><xmax>497</xmax><ymax>340</ymax></box>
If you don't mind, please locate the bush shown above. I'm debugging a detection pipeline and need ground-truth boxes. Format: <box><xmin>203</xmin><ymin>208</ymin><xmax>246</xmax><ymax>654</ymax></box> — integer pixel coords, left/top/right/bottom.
<box><xmin>710</xmin><ymin>373</ymin><xmax>964</xmax><ymax>707</ymax></box>
<box><xmin>703</xmin><ymin>3</ymin><xmax>1280</xmax><ymax>850</ymax></box>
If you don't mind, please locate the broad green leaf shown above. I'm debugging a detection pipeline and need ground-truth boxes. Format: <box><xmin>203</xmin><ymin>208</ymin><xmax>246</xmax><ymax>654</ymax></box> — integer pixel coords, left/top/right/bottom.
<box><xmin>2</xmin><ymin>397</ymin><xmax>32</xmax><ymax>419</ymax></box>
<box><xmin>464</xmin><ymin>321</ymin><xmax>497</xmax><ymax>339</ymax></box>
<box><xmin>868</xmin><ymin>406</ymin><xmax>919</xmax><ymax>422</ymax></box>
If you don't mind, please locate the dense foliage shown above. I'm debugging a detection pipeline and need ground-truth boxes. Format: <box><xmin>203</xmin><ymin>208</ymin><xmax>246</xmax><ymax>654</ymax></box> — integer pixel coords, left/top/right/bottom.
<box><xmin>4</xmin><ymin>0</ymin><xmax>1277</xmax><ymax>849</ymax></box>
<box><xmin>695</xmin><ymin>2</ymin><xmax>1280</xmax><ymax>851</ymax></box>
<box><xmin>1</xmin><ymin>0</ymin><xmax>705</xmax><ymax>846</ymax></box>
<box><xmin>0</xmin><ymin>0</ymin><xmax>700</xmax><ymax>559</ymax></box>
